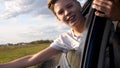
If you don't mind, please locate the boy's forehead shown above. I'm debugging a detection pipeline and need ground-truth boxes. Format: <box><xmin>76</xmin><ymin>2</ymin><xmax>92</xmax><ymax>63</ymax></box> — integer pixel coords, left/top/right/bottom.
<box><xmin>54</xmin><ymin>0</ymin><xmax>74</xmax><ymax>11</ymax></box>
<box><xmin>56</xmin><ymin>0</ymin><xmax>73</xmax><ymax>1</ymax></box>
<box><xmin>54</xmin><ymin>0</ymin><xmax>74</xmax><ymax>7</ymax></box>
<box><xmin>55</xmin><ymin>0</ymin><xmax>74</xmax><ymax>3</ymax></box>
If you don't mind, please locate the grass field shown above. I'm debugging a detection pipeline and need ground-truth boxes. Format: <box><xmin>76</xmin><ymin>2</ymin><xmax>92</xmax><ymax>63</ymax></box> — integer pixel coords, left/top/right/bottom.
<box><xmin>0</xmin><ymin>43</ymin><xmax>50</xmax><ymax>68</ymax></box>
<box><xmin>0</xmin><ymin>43</ymin><xmax>82</xmax><ymax>68</ymax></box>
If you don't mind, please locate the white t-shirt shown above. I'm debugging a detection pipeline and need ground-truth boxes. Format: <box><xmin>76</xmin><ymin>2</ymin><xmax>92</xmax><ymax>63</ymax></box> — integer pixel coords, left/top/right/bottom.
<box><xmin>50</xmin><ymin>29</ymin><xmax>87</xmax><ymax>53</ymax></box>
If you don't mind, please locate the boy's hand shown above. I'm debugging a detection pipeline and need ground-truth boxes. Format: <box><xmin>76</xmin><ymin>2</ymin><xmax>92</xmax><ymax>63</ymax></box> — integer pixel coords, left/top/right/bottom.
<box><xmin>92</xmin><ymin>0</ymin><xmax>120</xmax><ymax>21</ymax></box>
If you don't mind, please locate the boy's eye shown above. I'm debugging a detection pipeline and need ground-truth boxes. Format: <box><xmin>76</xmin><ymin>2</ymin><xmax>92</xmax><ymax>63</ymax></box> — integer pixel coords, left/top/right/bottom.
<box><xmin>58</xmin><ymin>10</ymin><xmax>64</xmax><ymax>15</ymax></box>
<box><xmin>67</xmin><ymin>4</ymin><xmax>73</xmax><ymax>9</ymax></box>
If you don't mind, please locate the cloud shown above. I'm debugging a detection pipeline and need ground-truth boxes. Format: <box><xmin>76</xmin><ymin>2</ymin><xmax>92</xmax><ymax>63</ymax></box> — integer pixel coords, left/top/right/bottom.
<box><xmin>78</xmin><ymin>0</ymin><xmax>87</xmax><ymax>6</ymax></box>
<box><xmin>0</xmin><ymin>0</ymin><xmax>53</xmax><ymax>19</ymax></box>
<box><xmin>0</xmin><ymin>0</ymin><xmax>86</xmax><ymax>19</ymax></box>
<box><xmin>18</xmin><ymin>23</ymin><xmax>70</xmax><ymax>41</ymax></box>
<box><xmin>0</xmin><ymin>20</ymin><xmax>69</xmax><ymax>44</ymax></box>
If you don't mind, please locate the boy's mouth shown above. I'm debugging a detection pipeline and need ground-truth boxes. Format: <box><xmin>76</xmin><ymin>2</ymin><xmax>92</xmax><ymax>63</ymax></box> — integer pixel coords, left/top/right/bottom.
<box><xmin>67</xmin><ymin>15</ymin><xmax>76</xmax><ymax>23</ymax></box>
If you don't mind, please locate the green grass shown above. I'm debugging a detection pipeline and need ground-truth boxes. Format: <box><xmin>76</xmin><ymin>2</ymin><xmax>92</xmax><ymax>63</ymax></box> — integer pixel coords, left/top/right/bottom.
<box><xmin>0</xmin><ymin>43</ymin><xmax>81</xmax><ymax>68</ymax></box>
<box><xmin>0</xmin><ymin>43</ymin><xmax>50</xmax><ymax>68</ymax></box>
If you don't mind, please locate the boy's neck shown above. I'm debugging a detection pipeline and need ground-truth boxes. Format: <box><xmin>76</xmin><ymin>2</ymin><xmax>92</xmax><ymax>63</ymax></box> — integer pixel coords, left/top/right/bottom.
<box><xmin>73</xmin><ymin>21</ymin><xmax>85</xmax><ymax>37</ymax></box>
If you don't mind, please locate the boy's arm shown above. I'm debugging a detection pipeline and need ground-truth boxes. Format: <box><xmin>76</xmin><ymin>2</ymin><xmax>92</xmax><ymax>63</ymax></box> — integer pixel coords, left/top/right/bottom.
<box><xmin>0</xmin><ymin>46</ymin><xmax>61</xmax><ymax>68</ymax></box>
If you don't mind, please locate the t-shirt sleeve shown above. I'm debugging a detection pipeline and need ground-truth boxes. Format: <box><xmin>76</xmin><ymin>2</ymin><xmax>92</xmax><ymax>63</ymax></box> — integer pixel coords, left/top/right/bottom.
<box><xmin>50</xmin><ymin>35</ymin><xmax>69</xmax><ymax>53</ymax></box>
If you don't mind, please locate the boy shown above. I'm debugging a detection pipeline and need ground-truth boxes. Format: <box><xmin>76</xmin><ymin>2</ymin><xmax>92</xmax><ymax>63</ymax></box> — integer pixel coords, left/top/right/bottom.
<box><xmin>0</xmin><ymin>0</ymin><xmax>86</xmax><ymax>68</ymax></box>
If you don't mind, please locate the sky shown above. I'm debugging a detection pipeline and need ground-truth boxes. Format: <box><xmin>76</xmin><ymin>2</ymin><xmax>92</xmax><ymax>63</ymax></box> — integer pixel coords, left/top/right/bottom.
<box><xmin>0</xmin><ymin>0</ymin><xmax>86</xmax><ymax>44</ymax></box>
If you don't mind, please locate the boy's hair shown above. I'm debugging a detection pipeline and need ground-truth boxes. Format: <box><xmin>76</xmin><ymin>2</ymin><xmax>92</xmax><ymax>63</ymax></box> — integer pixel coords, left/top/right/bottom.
<box><xmin>48</xmin><ymin>0</ymin><xmax>77</xmax><ymax>14</ymax></box>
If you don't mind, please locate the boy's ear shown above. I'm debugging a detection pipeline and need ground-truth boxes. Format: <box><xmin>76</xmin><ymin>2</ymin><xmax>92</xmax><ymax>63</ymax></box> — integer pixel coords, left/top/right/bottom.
<box><xmin>76</xmin><ymin>1</ymin><xmax>82</xmax><ymax>11</ymax></box>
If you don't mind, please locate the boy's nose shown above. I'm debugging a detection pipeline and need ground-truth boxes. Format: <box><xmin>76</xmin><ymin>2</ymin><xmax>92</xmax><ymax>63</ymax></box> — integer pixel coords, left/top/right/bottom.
<box><xmin>65</xmin><ymin>10</ymin><xmax>71</xmax><ymax>16</ymax></box>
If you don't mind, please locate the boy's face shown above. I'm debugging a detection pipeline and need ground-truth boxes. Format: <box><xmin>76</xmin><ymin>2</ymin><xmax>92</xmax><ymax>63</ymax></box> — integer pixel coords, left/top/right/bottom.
<box><xmin>54</xmin><ymin>0</ymin><xmax>84</xmax><ymax>28</ymax></box>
